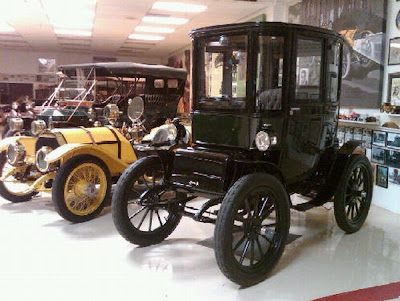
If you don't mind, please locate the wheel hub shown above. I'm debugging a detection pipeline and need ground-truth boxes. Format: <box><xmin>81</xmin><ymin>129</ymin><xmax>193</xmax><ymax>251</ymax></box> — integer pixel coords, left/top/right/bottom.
<box><xmin>85</xmin><ymin>184</ymin><xmax>97</xmax><ymax>199</ymax></box>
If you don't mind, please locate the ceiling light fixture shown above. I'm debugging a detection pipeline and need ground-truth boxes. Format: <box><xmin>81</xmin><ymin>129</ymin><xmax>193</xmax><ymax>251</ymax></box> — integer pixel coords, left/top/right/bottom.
<box><xmin>135</xmin><ymin>25</ymin><xmax>175</xmax><ymax>34</ymax></box>
<box><xmin>129</xmin><ymin>33</ymin><xmax>165</xmax><ymax>41</ymax></box>
<box><xmin>0</xmin><ymin>22</ymin><xmax>15</xmax><ymax>32</ymax></box>
<box><xmin>152</xmin><ymin>2</ymin><xmax>207</xmax><ymax>13</ymax></box>
<box><xmin>142</xmin><ymin>15</ymin><xmax>188</xmax><ymax>25</ymax></box>
<box><xmin>54</xmin><ymin>29</ymin><xmax>92</xmax><ymax>36</ymax></box>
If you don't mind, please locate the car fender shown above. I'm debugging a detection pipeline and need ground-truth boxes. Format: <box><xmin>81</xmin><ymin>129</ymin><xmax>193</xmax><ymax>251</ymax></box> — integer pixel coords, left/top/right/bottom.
<box><xmin>46</xmin><ymin>143</ymin><xmax>134</xmax><ymax>176</ymax></box>
<box><xmin>0</xmin><ymin>136</ymin><xmax>21</xmax><ymax>153</ymax></box>
<box><xmin>315</xmin><ymin>141</ymin><xmax>365</xmax><ymax>203</ymax></box>
<box><xmin>231</xmin><ymin>160</ymin><xmax>286</xmax><ymax>187</ymax></box>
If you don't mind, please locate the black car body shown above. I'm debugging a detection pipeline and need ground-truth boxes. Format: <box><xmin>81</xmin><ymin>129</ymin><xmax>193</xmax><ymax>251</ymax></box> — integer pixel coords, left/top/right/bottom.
<box><xmin>112</xmin><ymin>22</ymin><xmax>373</xmax><ymax>287</ymax></box>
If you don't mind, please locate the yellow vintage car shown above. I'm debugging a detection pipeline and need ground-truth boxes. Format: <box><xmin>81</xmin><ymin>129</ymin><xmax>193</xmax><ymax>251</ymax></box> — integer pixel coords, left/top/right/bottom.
<box><xmin>0</xmin><ymin>120</ymin><xmax>190</xmax><ymax>223</ymax></box>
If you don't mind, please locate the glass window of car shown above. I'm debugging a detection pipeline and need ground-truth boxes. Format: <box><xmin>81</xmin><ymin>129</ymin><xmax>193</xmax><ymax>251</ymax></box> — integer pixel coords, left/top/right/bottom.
<box><xmin>256</xmin><ymin>35</ymin><xmax>285</xmax><ymax>111</ymax></box>
<box><xmin>199</xmin><ymin>35</ymin><xmax>248</xmax><ymax>110</ymax></box>
<box><xmin>154</xmin><ymin>79</ymin><xmax>165</xmax><ymax>89</ymax></box>
<box><xmin>295</xmin><ymin>38</ymin><xmax>323</xmax><ymax>103</ymax></box>
<box><xmin>167</xmin><ymin>79</ymin><xmax>179</xmax><ymax>89</ymax></box>
<box><xmin>327</xmin><ymin>41</ymin><xmax>341</xmax><ymax>102</ymax></box>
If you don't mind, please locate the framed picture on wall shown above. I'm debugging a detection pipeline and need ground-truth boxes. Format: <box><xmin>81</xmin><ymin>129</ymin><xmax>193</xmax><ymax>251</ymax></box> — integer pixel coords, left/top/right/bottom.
<box><xmin>389</xmin><ymin>168</ymin><xmax>400</xmax><ymax>186</ymax></box>
<box><xmin>371</xmin><ymin>147</ymin><xmax>385</xmax><ymax>164</ymax></box>
<box><xmin>376</xmin><ymin>165</ymin><xmax>389</xmax><ymax>188</ymax></box>
<box><xmin>372</xmin><ymin>130</ymin><xmax>386</xmax><ymax>146</ymax></box>
<box><xmin>386</xmin><ymin>149</ymin><xmax>400</xmax><ymax>168</ymax></box>
<box><xmin>388</xmin><ymin>73</ymin><xmax>400</xmax><ymax>104</ymax></box>
<box><xmin>389</xmin><ymin>38</ymin><xmax>400</xmax><ymax>65</ymax></box>
<box><xmin>362</xmin><ymin>129</ymin><xmax>372</xmax><ymax>149</ymax></box>
<box><xmin>387</xmin><ymin>132</ymin><xmax>400</xmax><ymax>149</ymax></box>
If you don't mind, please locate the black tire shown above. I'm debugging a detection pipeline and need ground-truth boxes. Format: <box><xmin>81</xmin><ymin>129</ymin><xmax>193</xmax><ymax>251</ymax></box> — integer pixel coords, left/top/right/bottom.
<box><xmin>52</xmin><ymin>155</ymin><xmax>111</xmax><ymax>223</ymax></box>
<box><xmin>214</xmin><ymin>173</ymin><xmax>290</xmax><ymax>287</ymax></box>
<box><xmin>334</xmin><ymin>154</ymin><xmax>373</xmax><ymax>233</ymax></box>
<box><xmin>0</xmin><ymin>152</ymin><xmax>35</xmax><ymax>203</ymax></box>
<box><xmin>112</xmin><ymin>156</ymin><xmax>182</xmax><ymax>247</ymax></box>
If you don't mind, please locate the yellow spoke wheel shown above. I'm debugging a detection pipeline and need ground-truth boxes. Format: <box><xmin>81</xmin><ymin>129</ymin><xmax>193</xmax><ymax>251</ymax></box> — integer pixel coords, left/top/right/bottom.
<box><xmin>64</xmin><ymin>163</ymin><xmax>107</xmax><ymax>216</ymax></box>
<box><xmin>52</xmin><ymin>155</ymin><xmax>111</xmax><ymax>223</ymax></box>
<box><xmin>0</xmin><ymin>152</ymin><xmax>36</xmax><ymax>203</ymax></box>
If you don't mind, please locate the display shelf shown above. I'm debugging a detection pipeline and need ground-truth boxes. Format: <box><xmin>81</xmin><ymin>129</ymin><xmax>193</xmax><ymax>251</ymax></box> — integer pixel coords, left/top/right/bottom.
<box><xmin>339</xmin><ymin>119</ymin><xmax>380</xmax><ymax>125</ymax></box>
<box><xmin>388</xmin><ymin>114</ymin><xmax>400</xmax><ymax>117</ymax></box>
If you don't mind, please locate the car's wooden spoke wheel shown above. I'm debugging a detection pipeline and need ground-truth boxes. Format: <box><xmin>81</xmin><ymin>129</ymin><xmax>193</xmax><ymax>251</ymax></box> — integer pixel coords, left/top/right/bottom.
<box><xmin>112</xmin><ymin>156</ymin><xmax>182</xmax><ymax>247</ymax></box>
<box><xmin>334</xmin><ymin>154</ymin><xmax>373</xmax><ymax>233</ymax></box>
<box><xmin>64</xmin><ymin>163</ymin><xmax>107</xmax><ymax>216</ymax></box>
<box><xmin>215</xmin><ymin>173</ymin><xmax>290</xmax><ymax>287</ymax></box>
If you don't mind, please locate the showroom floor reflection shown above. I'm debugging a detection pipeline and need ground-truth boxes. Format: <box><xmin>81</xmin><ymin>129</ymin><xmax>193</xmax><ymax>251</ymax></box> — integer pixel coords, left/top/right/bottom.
<box><xmin>0</xmin><ymin>194</ymin><xmax>399</xmax><ymax>301</ymax></box>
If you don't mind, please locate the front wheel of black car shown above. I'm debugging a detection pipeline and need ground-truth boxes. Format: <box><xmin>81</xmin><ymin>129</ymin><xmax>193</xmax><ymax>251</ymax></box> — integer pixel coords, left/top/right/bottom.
<box><xmin>214</xmin><ymin>173</ymin><xmax>290</xmax><ymax>287</ymax></box>
<box><xmin>112</xmin><ymin>156</ymin><xmax>182</xmax><ymax>247</ymax></box>
<box><xmin>334</xmin><ymin>154</ymin><xmax>373</xmax><ymax>233</ymax></box>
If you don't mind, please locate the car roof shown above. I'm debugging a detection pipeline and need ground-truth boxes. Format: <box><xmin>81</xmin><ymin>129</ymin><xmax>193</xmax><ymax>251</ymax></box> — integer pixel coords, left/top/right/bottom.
<box><xmin>58</xmin><ymin>62</ymin><xmax>188</xmax><ymax>80</ymax></box>
<box><xmin>190</xmin><ymin>22</ymin><xmax>344</xmax><ymax>41</ymax></box>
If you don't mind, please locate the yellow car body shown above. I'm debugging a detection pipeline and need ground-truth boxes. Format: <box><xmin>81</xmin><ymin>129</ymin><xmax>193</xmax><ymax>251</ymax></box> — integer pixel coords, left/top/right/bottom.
<box><xmin>0</xmin><ymin>126</ymin><xmax>136</xmax><ymax>195</ymax></box>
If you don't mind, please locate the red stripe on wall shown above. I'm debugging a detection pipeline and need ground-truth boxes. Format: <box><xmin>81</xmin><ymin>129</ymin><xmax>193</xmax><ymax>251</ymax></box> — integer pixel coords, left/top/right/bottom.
<box><xmin>313</xmin><ymin>282</ymin><xmax>400</xmax><ymax>301</ymax></box>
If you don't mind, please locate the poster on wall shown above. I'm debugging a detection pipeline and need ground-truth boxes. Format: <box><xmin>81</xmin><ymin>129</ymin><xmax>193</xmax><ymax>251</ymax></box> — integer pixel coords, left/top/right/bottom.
<box><xmin>389</xmin><ymin>168</ymin><xmax>400</xmax><ymax>185</ymax></box>
<box><xmin>372</xmin><ymin>146</ymin><xmax>385</xmax><ymax>164</ymax></box>
<box><xmin>38</xmin><ymin>58</ymin><xmax>56</xmax><ymax>73</ymax></box>
<box><xmin>376</xmin><ymin>165</ymin><xmax>388</xmax><ymax>188</ymax></box>
<box><xmin>288</xmin><ymin>0</ymin><xmax>387</xmax><ymax>108</ymax></box>
<box><xmin>168</xmin><ymin>50</ymin><xmax>191</xmax><ymax>113</ymax></box>
<box><xmin>388</xmin><ymin>73</ymin><xmax>400</xmax><ymax>105</ymax></box>
<box><xmin>388</xmin><ymin>38</ymin><xmax>400</xmax><ymax>65</ymax></box>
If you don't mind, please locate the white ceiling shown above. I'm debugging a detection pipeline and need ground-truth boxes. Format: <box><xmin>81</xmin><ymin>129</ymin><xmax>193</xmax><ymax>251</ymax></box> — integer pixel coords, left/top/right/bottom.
<box><xmin>0</xmin><ymin>0</ymin><xmax>297</xmax><ymax>59</ymax></box>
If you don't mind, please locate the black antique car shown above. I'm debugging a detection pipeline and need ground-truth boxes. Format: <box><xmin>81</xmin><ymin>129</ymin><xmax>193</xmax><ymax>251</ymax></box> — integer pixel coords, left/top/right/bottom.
<box><xmin>6</xmin><ymin>62</ymin><xmax>187</xmax><ymax>137</ymax></box>
<box><xmin>111</xmin><ymin>22</ymin><xmax>373</xmax><ymax>286</ymax></box>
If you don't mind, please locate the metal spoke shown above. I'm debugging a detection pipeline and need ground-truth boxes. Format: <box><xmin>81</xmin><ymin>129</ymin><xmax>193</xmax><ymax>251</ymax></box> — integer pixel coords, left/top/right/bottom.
<box><xmin>256</xmin><ymin>237</ymin><xmax>263</xmax><ymax>258</ymax></box>
<box><xmin>261</xmin><ymin>234</ymin><xmax>272</xmax><ymax>244</ymax></box>
<box><xmin>148</xmin><ymin>209</ymin><xmax>153</xmax><ymax>231</ymax></box>
<box><xmin>233</xmin><ymin>234</ymin><xmax>246</xmax><ymax>251</ymax></box>
<box><xmin>258</xmin><ymin>197</ymin><xmax>270</xmax><ymax>217</ymax></box>
<box><xmin>137</xmin><ymin>208</ymin><xmax>150</xmax><ymax>230</ymax></box>
<box><xmin>261</xmin><ymin>205</ymin><xmax>275</xmax><ymax>220</ymax></box>
<box><xmin>346</xmin><ymin>204</ymin><xmax>351</xmax><ymax>218</ymax></box>
<box><xmin>129</xmin><ymin>206</ymin><xmax>146</xmax><ymax>220</ymax></box>
<box><xmin>152</xmin><ymin>171</ymin><xmax>156</xmax><ymax>187</ymax></box>
<box><xmin>156</xmin><ymin>210</ymin><xmax>163</xmax><ymax>226</ymax></box>
<box><xmin>250</xmin><ymin>239</ymin><xmax>255</xmax><ymax>266</ymax></box>
<box><xmin>239</xmin><ymin>239</ymin><xmax>250</xmax><ymax>265</ymax></box>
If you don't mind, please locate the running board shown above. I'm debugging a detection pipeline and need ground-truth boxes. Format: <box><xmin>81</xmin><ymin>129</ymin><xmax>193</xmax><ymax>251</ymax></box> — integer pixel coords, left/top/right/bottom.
<box><xmin>291</xmin><ymin>199</ymin><xmax>327</xmax><ymax>212</ymax></box>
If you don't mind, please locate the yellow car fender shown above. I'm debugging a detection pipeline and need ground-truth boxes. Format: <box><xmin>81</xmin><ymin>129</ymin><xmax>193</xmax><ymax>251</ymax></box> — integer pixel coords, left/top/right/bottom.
<box><xmin>46</xmin><ymin>143</ymin><xmax>136</xmax><ymax>176</ymax></box>
<box><xmin>0</xmin><ymin>136</ymin><xmax>21</xmax><ymax>153</ymax></box>
<box><xmin>0</xmin><ymin>136</ymin><xmax>37</xmax><ymax>164</ymax></box>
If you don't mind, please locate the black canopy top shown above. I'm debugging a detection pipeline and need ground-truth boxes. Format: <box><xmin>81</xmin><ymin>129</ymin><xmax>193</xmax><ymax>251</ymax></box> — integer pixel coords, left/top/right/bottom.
<box><xmin>59</xmin><ymin>62</ymin><xmax>188</xmax><ymax>80</ymax></box>
<box><xmin>190</xmin><ymin>22</ymin><xmax>344</xmax><ymax>42</ymax></box>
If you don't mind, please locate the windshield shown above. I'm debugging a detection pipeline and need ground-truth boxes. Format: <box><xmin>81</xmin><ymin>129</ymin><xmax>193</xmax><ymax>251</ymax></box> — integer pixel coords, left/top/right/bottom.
<box><xmin>197</xmin><ymin>35</ymin><xmax>248</xmax><ymax>110</ymax></box>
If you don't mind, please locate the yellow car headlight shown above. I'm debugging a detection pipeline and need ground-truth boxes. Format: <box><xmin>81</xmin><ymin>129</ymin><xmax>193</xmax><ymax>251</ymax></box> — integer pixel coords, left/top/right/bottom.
<box><xmin>35</xmin><ymin>146</ymin><xmax>53</xmax><ymax>173</ymax></box>
<box><xmin>31</xmin><ymin>120</ymin><xmax>47</xmax><ymax>136</ymax></box>
<box><xmin>9</xmin><ymin>118</ymin><xmax>24</xmax><ymax>132</ymax></box>
<box><xmin>7</xmin><ymin>143</ymin><xmax>26</xmax><ymax>166</ymax></box>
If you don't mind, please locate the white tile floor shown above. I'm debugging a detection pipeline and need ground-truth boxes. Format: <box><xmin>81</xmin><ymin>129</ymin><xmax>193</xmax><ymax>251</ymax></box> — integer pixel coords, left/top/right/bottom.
<box><xmin>0</xmin><ymin>193</ymin><xmax>399</xmax><ymax>301</ymax></box>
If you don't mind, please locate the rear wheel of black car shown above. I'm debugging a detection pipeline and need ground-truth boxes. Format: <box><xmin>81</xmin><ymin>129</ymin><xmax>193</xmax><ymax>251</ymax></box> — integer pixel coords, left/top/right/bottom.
<box><xmin>112</xmin><ymin>156</ymin><xmax>182</xmax><ymax>247</ymax></box>
<box><xmin>334</xmin><ymin>154</ymin><xmax>373</xmax><ymax>233</ymax></box>
<box><xmin>214</xmin><ymin>173</ymin><xmax>290</xmax><ymax>287</ymax></box>
<box><xmin>52</xmin><ymin>155</ymin><xmax>111</xmax><ymax>223</ymax></box>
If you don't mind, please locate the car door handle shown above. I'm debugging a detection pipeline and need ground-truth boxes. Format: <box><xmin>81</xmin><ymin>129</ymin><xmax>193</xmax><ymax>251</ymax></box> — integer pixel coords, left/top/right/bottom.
<box><xmin>290</xmin><ymin>107</ymin><xmax>300</xmax><ymax>115</ymax></box>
